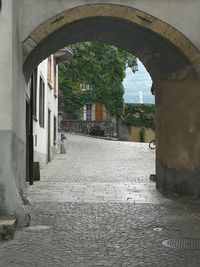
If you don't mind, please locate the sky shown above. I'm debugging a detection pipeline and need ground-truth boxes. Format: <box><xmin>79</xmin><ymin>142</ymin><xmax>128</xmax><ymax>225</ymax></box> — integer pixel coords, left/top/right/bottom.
<box><xmin>123</xmin><ymin>60</ymin><xmax>154</xmax><ymax>104</ymax></box>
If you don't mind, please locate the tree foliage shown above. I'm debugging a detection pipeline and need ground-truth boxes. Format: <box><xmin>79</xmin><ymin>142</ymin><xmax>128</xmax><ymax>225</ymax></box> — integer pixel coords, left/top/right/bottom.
<box><xmin>59</xmin><ymin>42</ymin><xmax>134</xmax><ymax>119</ymax></box>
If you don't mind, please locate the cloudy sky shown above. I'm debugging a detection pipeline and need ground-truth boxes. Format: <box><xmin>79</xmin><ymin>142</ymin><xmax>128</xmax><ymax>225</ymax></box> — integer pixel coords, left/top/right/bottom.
<box><xmin>123</xmin><ymin>60</ymin><xmax>154</xmax><ymax>104</ymax></box>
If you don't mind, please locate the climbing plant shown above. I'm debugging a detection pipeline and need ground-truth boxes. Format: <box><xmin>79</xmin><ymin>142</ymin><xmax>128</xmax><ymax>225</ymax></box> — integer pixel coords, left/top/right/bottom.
<box><xmin>123</xmin><ymin>103</ymin><xmax>155</xmax><ymax>130</ymax></box>
<box><xmin>59</xmin><ymin>42</ymin><xmax>135</xmax><ymax>119</ymax></box>
<box><xmin>139</xmin><ymin>127</ymin><xmax>145</xmax><ymax>142</ymax></box>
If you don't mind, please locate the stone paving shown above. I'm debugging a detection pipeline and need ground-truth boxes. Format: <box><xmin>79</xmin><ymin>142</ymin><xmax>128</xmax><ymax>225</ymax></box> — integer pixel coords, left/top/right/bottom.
<box><xmin>1</xmin><ymin>134</ymin><xmax>200</xmax><ymax>266</ymax></box>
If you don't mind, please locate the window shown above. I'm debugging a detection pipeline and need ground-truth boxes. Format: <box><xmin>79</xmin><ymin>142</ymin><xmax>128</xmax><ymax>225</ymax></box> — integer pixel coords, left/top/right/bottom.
<box><xmin>80</xmin><ymin>83</ymin><xmax>92</xmax><ymax>91</ymax></box>
<box><xmin>86</xmin><ymin>104</ymin><xmax>92</xmax><ymax>121</ymax></box>
<box><xmin>39</xmin><ymin>77</ymin><xmax>45</xmax><ymax>128</ymax></box>
<box><xmin>31</xmin><ymin>68</ymin><xmax>37</xmax><ymax>118</ymax></box>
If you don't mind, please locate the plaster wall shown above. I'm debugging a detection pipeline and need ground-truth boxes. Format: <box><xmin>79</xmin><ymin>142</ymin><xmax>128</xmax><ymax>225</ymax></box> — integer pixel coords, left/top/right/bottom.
<box><xmin>33</xmin><ymin>56</ymin><xmax>58</xmax><ymax>167</ymax></box>
<box><xmin>12</xmin><ymin>0</ymin><xmax>27</xmax><ymax>193</ymax></box>
<box><xmin>47</xmin><ymin>63</ymin><xmax>58</xmax><ymax>156</ymax></box>
<box><xmin>33</xmin><ymin>59</ymin><xmax>48</xmax><ymax>164</ymax></box>
<box><xmin>46</xmin><ymin>73</ymin><xmax>59</xmax><ymax>162</ymax></box>
<box><xmin>0</xmin><ymin>0</ymin><xmax>29</xmax><ymax>225</ymax></box>
<box><xmin>128</xmin><ymin>126</ymin><xmax>155</xmax><ymax>143</ymax></box>
<box><xmin>21</xmin><ymin>0</ymin><xmax>200</xmax><ymax>51</ymax></box>
<box><xmin>156</xmin><ymin>72</ymin><xmax>200</xmax><ymax>197</ymax></box>
<box><xmin>34</xmin><ymin>151</ymin><xmax>46</xmax><ymax>168</ymax></box>
<box><xmin>0</xmin><ymin>0</ymin><xmax>13</xmax><ymax>130</ymax></box>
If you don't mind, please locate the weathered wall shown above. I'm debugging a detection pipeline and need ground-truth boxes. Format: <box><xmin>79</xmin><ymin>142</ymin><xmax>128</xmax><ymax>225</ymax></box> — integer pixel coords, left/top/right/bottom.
<box><xmin>21</xmin><ymin>0</ymin><xmax>200</xmax><ymax>53</ymax></box>
<box><xmin>20</xmin><ymin>1</ymin><xmax>200</xmax><ymax>198</ymax></box>
<box><xmin>128</xmin><ymin>127</ymin><xmax>155</xmax><ymax>143</ymax></box>
<box><xmin>0</xmin><ymin>0</ymin><xmax>12</xmax><ymax>131</ymax></box>
<box><xmin>0</xmin><ymin>0</ymin><xmax>29</xmax><ymax>225</ymax></box>
<box><xmin>33</xmin><ymin>56</ymin><xmax>59</xmax><ymax>167</ymax></box>
<box><xmin>118</xmin><ymin>122</ymin><xmax>131</xmax><ymax>141</ymax></box>
<box><xmin>33</xmin><ymin>59</ymin><xmax>48</xmax><ymax>167</ymax></box>
<box><xmin>21</xmin><ymin>2</ymin><xmax>200</xmax><ymax>81</ymax></box>
<box><xmin>156</xmin><ymin>72</ymin><xmax>200</xmax><ymax>197</ymax></box>
<box><xmin>118</xmin><ymin>124</ymin><xmax>155</xmax><ymax>143</ymax></box>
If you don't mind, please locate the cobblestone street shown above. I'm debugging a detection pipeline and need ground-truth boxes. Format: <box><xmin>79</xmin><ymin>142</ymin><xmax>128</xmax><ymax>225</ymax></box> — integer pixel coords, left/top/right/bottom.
<box><xmin>1</xmin><ymin>134</ymin><xmax>200</xmax><ymax>266</ymax></box>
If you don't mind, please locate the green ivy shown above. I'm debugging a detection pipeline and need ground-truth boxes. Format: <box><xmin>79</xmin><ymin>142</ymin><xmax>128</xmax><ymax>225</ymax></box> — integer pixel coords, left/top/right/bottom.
<box><xmin>59</xmin><ymin>42</ymin><xmax>133</xmax><ymax>119</ymax></box>
<box><xmin>139</xmin><ymin>127</ymin><xmax>145</xmax><ymax>142</ymax></box>
<box><xmin>123</xmin><ymin>103</ymin><xmax>155</xmax><ymax>130</ymax></box>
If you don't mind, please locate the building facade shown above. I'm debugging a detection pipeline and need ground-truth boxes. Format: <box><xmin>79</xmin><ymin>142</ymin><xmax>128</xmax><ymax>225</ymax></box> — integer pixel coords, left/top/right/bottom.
<box><xmin>27</xmin><ymin>48</ymin><xmax>73</xmax><ymax>184</ymax></box>
<box><xmin>32</xmin><ymin>55</ymin><xmax>58</xmax><ymax>167</ymax></box>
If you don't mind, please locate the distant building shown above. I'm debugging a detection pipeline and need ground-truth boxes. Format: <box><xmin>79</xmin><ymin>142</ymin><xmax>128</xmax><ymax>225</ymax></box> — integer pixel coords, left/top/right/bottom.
<box><xmin>59</xmin><ymin>83</ymin><xmax>117</xmax><ymax>138</ymax></box>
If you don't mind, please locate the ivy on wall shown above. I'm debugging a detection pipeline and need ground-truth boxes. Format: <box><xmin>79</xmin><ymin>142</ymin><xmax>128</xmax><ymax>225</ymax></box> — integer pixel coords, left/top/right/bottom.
<box><xmin>123</xmin><ymin>103</ymin><xmax>155</xmax><ymax>130</ymax></box>
<box><xmin>139</xmin><ymin>127</ymin><xmax>145</xmax><ymax>142</ymax></box>
<box><xmin>59</xmin><ymin>42</ymin><xmax>135</xmax><ymax>119</ymax></box>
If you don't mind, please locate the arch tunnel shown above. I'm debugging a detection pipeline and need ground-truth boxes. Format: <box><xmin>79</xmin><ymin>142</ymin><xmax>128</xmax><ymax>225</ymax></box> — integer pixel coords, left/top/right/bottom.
<box><xmin>22</xmin><ymin>4</ymin><xmax>200</xmax><ymax>198</ymax></box>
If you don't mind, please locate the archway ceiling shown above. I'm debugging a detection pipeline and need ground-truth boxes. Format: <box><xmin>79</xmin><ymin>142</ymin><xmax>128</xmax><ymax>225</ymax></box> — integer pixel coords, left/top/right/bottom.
<box><xmin>23</xmin><ymin>17</ymin><xmax>190</xmax><ymax>82</ymax></box>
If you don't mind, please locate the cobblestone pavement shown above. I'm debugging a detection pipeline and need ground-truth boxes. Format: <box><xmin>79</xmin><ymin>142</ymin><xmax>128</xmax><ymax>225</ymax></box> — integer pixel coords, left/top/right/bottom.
<box><xmin>1</xmin><ymin>134</ymin><xmax>200</xmax><ymax>267</ymax></box>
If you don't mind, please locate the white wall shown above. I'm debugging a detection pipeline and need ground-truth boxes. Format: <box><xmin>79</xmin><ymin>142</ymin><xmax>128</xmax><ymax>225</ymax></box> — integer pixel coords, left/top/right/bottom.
<box><xmin>0</xmin><ymin>0</ymin><xmax>13</xmax><ymax>130</ymax></box>
<box><xmin>33</xmin><ymin>55</ymin><xmax>58</xmax><ymax>167</ymax></box>
<box><xmin>0</xmin><ymin>0</ymin><xmax>30</xmax><ymax>225</ymax></box>
<box><xmin>47</xmin><ymin>62</ymin><xmax>58</xmax><ymax>158</ymax></box>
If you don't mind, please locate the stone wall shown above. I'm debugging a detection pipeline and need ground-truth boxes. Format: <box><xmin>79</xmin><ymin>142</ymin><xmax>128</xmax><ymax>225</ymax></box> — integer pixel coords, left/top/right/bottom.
<box><xmin>60</xmin><ymin>120</ymin><xmax>117</xmax><ymax>138</ymax></box>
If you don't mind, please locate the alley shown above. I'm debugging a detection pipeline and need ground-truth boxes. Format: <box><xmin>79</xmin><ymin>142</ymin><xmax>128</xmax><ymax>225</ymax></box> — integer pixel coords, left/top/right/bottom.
<box><xmin>1</xmin><ymin>134</ymin><xmax>200</xmax><ymax>266</ymax></box>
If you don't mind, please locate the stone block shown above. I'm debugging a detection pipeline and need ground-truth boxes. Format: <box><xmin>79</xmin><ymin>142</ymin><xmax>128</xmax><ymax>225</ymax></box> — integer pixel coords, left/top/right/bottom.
<box><xmin>0</xmin><ymin>218</ymin><xmax>17</xmax><ymax>241</ymax></box>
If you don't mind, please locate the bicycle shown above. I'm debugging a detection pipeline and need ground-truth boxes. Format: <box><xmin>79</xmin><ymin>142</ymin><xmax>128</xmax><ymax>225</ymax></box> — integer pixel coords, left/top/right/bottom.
<box><xmin>149</xmin><ymin>139</ymin><xmax>156</xmax><ymax>150</ymax></box>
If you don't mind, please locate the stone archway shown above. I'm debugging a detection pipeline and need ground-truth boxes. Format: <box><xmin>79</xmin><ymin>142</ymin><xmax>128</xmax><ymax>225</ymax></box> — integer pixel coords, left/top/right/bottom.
<box><xmin>1</xmin><ymin>1</ymin><xmax>200</xmax><ymax>225</ymax></box>
<box><xmin>22</xmin><ymin>4</ymin><xmax>200</xmax><ymax>198</ymax></box>
<box><xmin>22</xmin><ymin>4</ymin><xmax>200</xmax><ymax>67</ymax></box>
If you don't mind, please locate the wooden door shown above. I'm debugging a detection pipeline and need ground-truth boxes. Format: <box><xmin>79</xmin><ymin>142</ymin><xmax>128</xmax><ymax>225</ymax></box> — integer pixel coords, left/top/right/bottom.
<box><xmin>95</xmin><ymin>103</ymin><xmax>103</xmax><ymax>122</ymax></box>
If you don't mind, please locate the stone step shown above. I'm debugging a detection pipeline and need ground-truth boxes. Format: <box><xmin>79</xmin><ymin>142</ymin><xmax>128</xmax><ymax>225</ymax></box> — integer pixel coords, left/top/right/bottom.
<box><xmin>0</xmin><ymin>218</ymin><xmax>17</xmax><ymax>241</ymax></box>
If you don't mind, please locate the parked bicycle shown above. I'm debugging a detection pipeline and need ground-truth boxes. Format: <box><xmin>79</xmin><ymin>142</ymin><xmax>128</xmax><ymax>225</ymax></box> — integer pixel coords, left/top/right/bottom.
<box><xmin>149</xmin><ymin>139</ymin><xmax>156</xmax><ymax>150</ymax></box>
